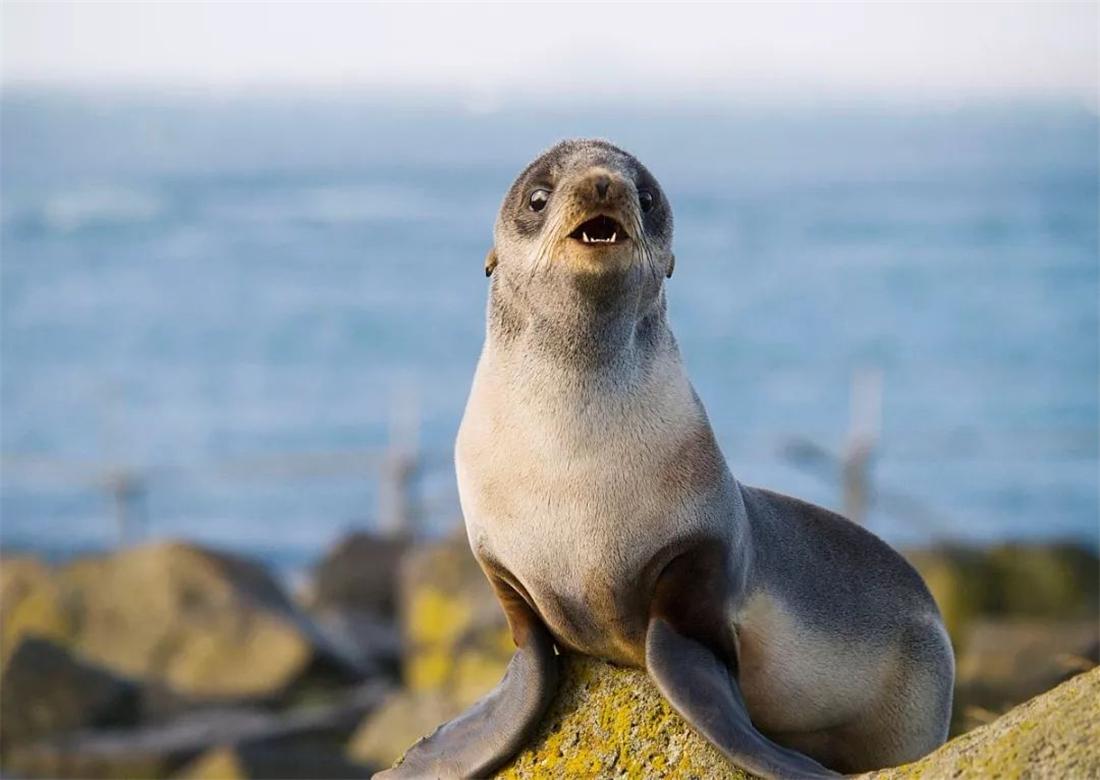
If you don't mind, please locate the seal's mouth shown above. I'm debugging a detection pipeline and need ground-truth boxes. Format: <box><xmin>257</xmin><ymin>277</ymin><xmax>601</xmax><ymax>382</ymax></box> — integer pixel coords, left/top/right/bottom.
<box><xmin>569</xmin><ymin>215</ymin><xmax>628</xmax><ymax>246</ymax></box>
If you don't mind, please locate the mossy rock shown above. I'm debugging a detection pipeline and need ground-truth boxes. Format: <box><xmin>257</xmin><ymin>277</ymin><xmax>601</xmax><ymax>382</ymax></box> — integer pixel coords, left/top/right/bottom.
<box><xmin>349</xmin><ymin>537</ymin><xmax>515</xmax><ymax>773</ymax></box>
<box><xmin>174</xmin><ymin>746</ymin><xmax>250</xmax><ymax>779</ymax></box>
<box><xmin>983</xmin><ymin>543</ymin><xmax>1098</xmax><ymax>619</ymax></box>
<box><xmin>7</xmin><ymin>679</ymin><xmax>381</xmax><ymax>780</ymax></box>
<box><xmin>1</xmin><ymin>543</ymin><xmax>345</xmax><ymax>700</ymax></box>
<box><xmin>902</xmin><ymin>547</ymin><xmax>989</xmax><ymax>650</ymax></box>
<box><xmin>0</xmin><ymin>637</ymin><xmax>140</xmax><ymax>753</ymax></box>
<box><xmin>398</xmin><ymin>534</ymin><xmax>511</xmax><ymax>700</ymax></box>
<box><xmin>950</xmin><ymin>617</ymin><xmax>1098</xmax><ymax>734</ymax></box>
<box><xmin>346</xmin><ymin>688</ymin><xmax>466</xmax><ymax>770</ymax></box>
<box><xmin>496</xmin><ymin>655</ymin><xmax>749</xmax><ymax>779</ymax></box>
<box><xmin>0</xmin><ymin>555</ymin><xmax>72</xmax><ymax>664</ymax></box>
<box><xmin>404</xmin><ymin>655</ymin><xmax>1100</xmax><ymax>779</ymax></box>
<box><xmin>902</xmin><ymin>543</ymin><xmax>1099</xmax><ymax>655</ymax></box>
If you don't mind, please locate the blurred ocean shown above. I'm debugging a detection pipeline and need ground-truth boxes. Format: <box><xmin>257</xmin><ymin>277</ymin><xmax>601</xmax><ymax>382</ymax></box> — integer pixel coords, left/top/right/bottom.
<box><xmin>2</xmin><ymin>93</ymin><xmax>1097</xmax><ymax>570</ymax></box>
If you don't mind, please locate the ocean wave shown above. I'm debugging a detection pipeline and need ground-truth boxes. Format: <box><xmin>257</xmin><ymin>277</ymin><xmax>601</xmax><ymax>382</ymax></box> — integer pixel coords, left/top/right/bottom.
<box><xmin>38</xmin><ymin>187</ymin><xmax>164</xmax><ymax>233</ymax></box>
<box><xmin>202</xmin><ymin>183</ymin><xmax>444</xmax><ymax>226</ymax></box>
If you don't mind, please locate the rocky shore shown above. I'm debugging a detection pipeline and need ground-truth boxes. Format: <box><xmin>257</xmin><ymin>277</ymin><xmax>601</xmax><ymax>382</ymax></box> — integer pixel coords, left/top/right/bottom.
<box><xmin>1</xmin><ymin>534</ymin><xmax>1096</xmax><ymax>778</ymax></box>
<box><xmin>490</xmin><ymin>655</ymin><xmax>1100</xmax><ymax>778</ymax></box>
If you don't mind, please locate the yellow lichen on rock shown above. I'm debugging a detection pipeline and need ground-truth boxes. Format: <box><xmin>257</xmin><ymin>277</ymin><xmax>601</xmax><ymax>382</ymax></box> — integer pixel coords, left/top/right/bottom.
<box><xmin>0</xmin><ymin>557</ymin><xmax>72</xmax><ymax>664</ymax></box>
<box><xmin>348</xmin><ymin>534</ymin><xmax>515</xmax><ymax>771</ymax></box>
<box><xmin>407</xmin><ymin>588</ymin><xmax>474</xmax><ymax>648</ymax></box>
<box><xmin>487</xmin><ymin>656</ymin><xmax>1099</xmax><ymax>780</ymax></box>
<box><xmin>405</xmin><ymin>587</ymin><xmax>476</xmax><ymax>690</ymax></box>
<box><xmin>399</xmin><ymin>534</ymin><xmax>511</xmax><ymax>697</ymax></box>
<box><xmin>174</xmin><ymin>746</ymin><xmax>247</xmax><ymax>780</ymax></box>
<box><xmin>495</xmin><ymin>654</ymin><xmax>750</xmax><ymax>780</ymax></box>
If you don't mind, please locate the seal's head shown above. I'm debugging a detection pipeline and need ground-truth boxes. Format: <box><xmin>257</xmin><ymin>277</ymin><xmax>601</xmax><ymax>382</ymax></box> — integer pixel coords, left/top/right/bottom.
<box><xmin>486</xmin><ymin>139</ymin><xmax>674</xmax><ymax>284</ymax></box>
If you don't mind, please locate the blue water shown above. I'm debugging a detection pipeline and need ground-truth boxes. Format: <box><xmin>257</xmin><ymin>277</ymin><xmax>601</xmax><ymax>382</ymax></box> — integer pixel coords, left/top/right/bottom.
<box><xmin>2</xmin><ymin>93</ymin><xmax>1097</xmax><ymax>569</ymax></box>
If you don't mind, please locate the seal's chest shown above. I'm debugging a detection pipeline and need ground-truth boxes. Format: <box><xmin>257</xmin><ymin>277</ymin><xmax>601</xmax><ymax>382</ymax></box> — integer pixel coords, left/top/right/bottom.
<box><xmin>459</xmin><ymin>408</ymin><xmax>676</xmax><ymax>535</ymax></box>
<box><xmin>517</xmin><ymin>519</ymin><xmax>653</xmax><ymax>664</ymax></box>
<box><xmin>467</xmin><ymin>463</ymin><xmax>676</xmax><ymax>664</ymax></box>
<box><xmin>455</xmin><ymin>364</ymin><xmax>717</xmax><ymax>659</ymax></box>
<box><xmin>469</xmin><ymin>447</ymin><xmax>675</xmax><ymax>567</ymax></box>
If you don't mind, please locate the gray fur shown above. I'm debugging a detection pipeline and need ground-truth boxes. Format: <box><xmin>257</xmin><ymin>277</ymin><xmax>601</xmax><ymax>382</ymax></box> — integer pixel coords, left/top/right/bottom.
<box><xmin>454</xmin><ymin>139</ymin><xmax>954</xmax><ymax>775</ymax></box>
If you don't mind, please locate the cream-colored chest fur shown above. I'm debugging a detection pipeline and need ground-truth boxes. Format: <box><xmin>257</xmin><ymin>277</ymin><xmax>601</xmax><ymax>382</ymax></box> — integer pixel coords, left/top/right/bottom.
<box><xmin>455</xmin><ymin>346</ymin><xmax>732</xmax><ymax>660</ymax></box>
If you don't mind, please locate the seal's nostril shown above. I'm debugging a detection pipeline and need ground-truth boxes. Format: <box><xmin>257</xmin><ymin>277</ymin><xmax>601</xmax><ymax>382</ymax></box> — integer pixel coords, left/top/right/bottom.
<box><xmin>594</xmin><ymin>175</ymin><xmax>610</xmax><ymax>200</ymax></box>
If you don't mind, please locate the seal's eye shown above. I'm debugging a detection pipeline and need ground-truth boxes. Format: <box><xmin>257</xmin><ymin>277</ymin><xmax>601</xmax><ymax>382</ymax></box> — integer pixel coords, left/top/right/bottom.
<box><xmin>529</xmin><ymin>189</ymin><xmax>550</xmax><ymax>212</ymax></box>
<box><xmin>639</xmin><ymin>190</ymin><xmax>655</xmax><ymax>213</ymax></box>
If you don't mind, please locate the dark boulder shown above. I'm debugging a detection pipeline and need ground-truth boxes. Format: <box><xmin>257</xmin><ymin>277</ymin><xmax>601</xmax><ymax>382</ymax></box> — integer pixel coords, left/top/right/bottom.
<box><xmin>0</xmin><ymin>637</ymin><xmax>140</xmax><ymax>752</ymax></box>
<box><xmin>4</xmin><ymin>680</ymin><xmax>391</xmax><ymax>779</ymax></box>
<box><xmin>176</xmin><ymin>742</ymin><xmax>375</xmax><ymax>779</ymax></box>
<box><xmin>308</xmin><ymin>532</ymin><xmax>412</xmax><ymax>620</ymax></box>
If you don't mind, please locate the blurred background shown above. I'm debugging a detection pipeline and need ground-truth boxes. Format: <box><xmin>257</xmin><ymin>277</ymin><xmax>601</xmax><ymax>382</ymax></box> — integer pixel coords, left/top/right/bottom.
<box><xmin>1</xmin><ymin>3</ymin><xmax>1097</xmax><ymax>778</ymax></box>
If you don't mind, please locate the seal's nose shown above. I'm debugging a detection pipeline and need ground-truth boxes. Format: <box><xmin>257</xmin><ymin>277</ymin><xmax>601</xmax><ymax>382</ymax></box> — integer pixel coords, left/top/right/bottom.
<box><xmin>594</xmin><ymin>175</ymin><xmax>611</xmax><ymax>200</ymax></box>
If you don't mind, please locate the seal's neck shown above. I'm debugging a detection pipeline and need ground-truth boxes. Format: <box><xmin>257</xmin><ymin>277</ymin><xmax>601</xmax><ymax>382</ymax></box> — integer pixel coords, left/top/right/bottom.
<box><xmin>486</xmin><ymin>271</ymin><xmax>673</xmax><ymax>379</ymax></box>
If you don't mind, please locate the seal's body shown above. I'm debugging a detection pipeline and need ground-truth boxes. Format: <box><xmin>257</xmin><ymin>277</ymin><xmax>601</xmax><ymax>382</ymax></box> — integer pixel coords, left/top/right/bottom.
<box><xmin>381</xmin><ymin>140</ymin><xmax>954</xmax><ymax>779</ymax></box>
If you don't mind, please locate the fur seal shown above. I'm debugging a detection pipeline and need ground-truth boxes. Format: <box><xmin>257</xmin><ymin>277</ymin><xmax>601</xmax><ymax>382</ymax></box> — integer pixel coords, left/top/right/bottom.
<box><xmin>379</xmin><ymin>139</ymin><xmax>954</xmax><ymax>779</ymax></box>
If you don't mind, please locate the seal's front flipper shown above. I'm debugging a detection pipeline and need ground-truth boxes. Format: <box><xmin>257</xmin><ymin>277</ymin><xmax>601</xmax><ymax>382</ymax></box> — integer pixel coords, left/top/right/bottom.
<box><xmin>374</xmin><ymin>581</ymin><xmax>559</xmax><ymax>780</ymax></box>
<box><xmin>646</xmin><ymin>550</ymin><xmax>837</xmax><ymax>779</ymax></box>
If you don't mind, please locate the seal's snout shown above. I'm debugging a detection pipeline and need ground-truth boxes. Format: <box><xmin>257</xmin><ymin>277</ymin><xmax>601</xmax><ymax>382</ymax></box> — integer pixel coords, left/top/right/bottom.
<box><xmin>581</xmin><ymin>168</ymin><xmax>623</xmax><ymax>204</ymax></box>
<box><xmin>565</xmin><ymin>167</ymin><xmax>634</xmax><ymax>248</ymax></box>
<box><xmin>593</xmin><ymin>174</ymin><xmax>611</xmax><ymax>200</ymax></box>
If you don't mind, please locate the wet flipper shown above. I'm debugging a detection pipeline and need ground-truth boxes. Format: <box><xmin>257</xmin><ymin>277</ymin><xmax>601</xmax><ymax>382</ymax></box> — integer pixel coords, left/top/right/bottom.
<box><xmin>646</xmin><ymin>549</ymin><xmax>838</xmax><ymax>779</ymax></box>
<box><xmin>374</xmin><ymin>583</ymin><xmax>559</xmax><ymax>780</ymax></box>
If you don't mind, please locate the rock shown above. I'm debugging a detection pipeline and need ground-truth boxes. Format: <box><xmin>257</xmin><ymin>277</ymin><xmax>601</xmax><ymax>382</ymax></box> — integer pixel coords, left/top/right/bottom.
<box><xmin>902</xmin><ymin>546</ymin><xmax>989</xmax><ymax>648</ymax></box>
<box><xmin>0</xmin><ymin>637</ymin><xmax>139</xmax><ymax>751</ymax></box>
<box><xmin>309</xmin><ymin>532</ymin><xmax>412</xmax><ymax>620</ymax></box>
<box><xmin>175</xmin><ymin>743</ymin><xmax>374</xmax><ymax>779</ymax></box>
<box><xmin>866</xmin><ymin>665</ymin><xmax>1100</xmax><ymax>778</ymax></box>
<box><xmin>398</xmin><ymin>533</ymin><xmax>511</xmax><ymax>701</ymax></box>
<box><xmin>173</xmin><ymin>745</ymin><xmax>246</xmax><ymax>779</ymax></box>
<box><xmin>495</xmin><ymin>655</ymin><xmax>749</xmax><ymax>779</ymax></box>
<box><xmin>346</xmin><ymin>688</ymin><xmax>465</xmax><ymax>770</ymax></box>
<box><xmin>4</xmin><ymin>708</ymin><xmax>274</xmax><ymax>780</ymax></box>
<box><xmin>302</xmin><ymin>532</ymin><xmax>412</xmax><ymax>679</ymax></box>
<box><xmin>902</xmin><ymin>543</ymin><xmax>1099</xmax><ymax>654</ymax></box>
<box><xmin>1</xmin><ymin>542</ymin><xmax>353</xmax><ymax>700</ymax></box>
<box><xmin>416</xmin><ymin>655</ymin><xmax>1100</xmax><ymax>779</ymax></box>
<box><xmin>310</xmin><ymin>608</ymin><xmax>402</xmax><ymax>681</ymax></box>
<box><xmin>903</xmin><ymin>543</ymin><xmax>1099</xmax><ymax>736</ymax></box>
<box><xmin>952</xmin><ymin>618</ymin><xmax>1098</xmax><ymax>733</ymax></box>
<box><xmin>0</xmin><ymin>555</ymin><xmax>70</xmax><ymax>664</ymax></box>
<box><xmin>5</xmin><ymin>680</ymin><xmax>392</xmax><ymax>780</ymax></box>
<box><xmin>983</xmin><ymin>543</ymin><xmax>1098</xmax><ymax>619</ymax></box>
<box><xmin>345</xmin><ymin>535</ymin><xmax>514</xmax><ymax>771</ymax></box>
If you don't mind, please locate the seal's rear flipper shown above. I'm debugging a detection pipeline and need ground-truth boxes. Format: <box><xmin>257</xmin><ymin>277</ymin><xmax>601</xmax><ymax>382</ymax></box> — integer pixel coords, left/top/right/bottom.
<box><xmin>646</xmin><ymin>548</ymin><xmax>838</xmax><ymax>779</ymax></box>
<box><xmin>374</xmin><ymin>583</ymin><xmax>559</xmax><ymax>780</ymax></box>
<box><xmin>646</xmin><ymin>618</ymin><xmax>836</xmax><ymax>779</ymax></box>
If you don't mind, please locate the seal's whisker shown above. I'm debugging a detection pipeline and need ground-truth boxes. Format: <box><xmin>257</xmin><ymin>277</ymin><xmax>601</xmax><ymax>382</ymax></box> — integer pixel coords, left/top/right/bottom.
<box><xmin>541</xmin><ymin>220</ymin><xmax>562</xmax><ymax>272</ymax></box>
<box><xmin>630</xmin><ymin>212</ymin><xmax>660</xmax><ymax>287</ymax></box>
<box><xmin>535</xmin><ymin>207</ymin><xmax>569</xmax><ymax>274</ymax></box>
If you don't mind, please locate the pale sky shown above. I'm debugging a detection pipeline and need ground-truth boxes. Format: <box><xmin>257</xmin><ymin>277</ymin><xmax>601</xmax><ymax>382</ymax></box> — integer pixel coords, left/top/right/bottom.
<box><xmin>3</xmin><ymin>2</ymin><xmax>1097</xmax><ymax>107</ymax></box>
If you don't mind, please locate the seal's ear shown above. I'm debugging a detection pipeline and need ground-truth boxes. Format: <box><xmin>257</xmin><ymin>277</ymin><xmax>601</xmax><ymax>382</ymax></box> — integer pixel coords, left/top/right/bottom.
<box><xmin>666</xmin><ymin>253</ymin><xmax>676</xmax><ymax>279</ymax></box>
<box><xmin>485</xmin><ymin>248</ymin><xmax>498</xmax><ymax>278</ymax></box>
